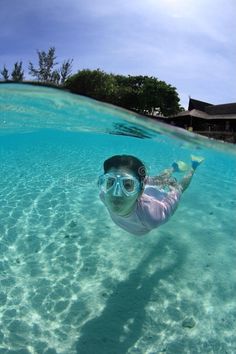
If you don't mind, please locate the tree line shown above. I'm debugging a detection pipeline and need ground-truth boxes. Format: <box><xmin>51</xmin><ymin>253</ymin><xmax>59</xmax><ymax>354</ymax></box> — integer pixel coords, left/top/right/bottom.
<box><xmin>0</xmin><ymin>47</ymin><xmax>73</xmax><ymax>85</ymax></box>
<box><xmin>0</xmin><ymin>47</ymin><xmax>183</xmax><ymax>116</ymax></box>
<box><xmin>66</xmin><ymin>70</ymin><xmax>183</xmax><ymax>116</ymax></box>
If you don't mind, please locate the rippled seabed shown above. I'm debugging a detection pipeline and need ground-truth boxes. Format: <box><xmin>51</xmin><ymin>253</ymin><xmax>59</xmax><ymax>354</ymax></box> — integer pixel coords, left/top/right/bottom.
<box><xmin>0</xmin><ymin>84</ymin><xmax>236</xmax><ymax>354</ymax></box>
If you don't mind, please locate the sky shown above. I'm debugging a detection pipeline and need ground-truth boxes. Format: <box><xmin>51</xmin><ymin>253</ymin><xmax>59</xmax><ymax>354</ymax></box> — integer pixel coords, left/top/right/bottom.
<box><xmin>0</xmin><ymin>0</ymin><xmax>235</xmax><ymax>108</ymax></box>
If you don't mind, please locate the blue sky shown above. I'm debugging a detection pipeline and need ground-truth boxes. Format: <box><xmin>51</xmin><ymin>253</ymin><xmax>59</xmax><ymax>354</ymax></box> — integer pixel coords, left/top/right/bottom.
<box><xmin>0</xmin><ymin>0</ymin><xmax>235</xmax><ymax>108</ymax></box>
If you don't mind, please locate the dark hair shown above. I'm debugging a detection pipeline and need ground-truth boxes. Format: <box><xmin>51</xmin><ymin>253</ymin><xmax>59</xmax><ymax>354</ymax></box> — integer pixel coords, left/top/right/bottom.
<box><xmin>104</xmin><ymin>155</ymin><xmax>146</xmax><ymax>182</ymax></box>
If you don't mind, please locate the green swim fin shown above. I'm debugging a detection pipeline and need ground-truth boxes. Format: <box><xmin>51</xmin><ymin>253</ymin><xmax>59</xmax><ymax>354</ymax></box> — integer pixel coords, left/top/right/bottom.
<box><xmin>172</xmin><ymin>160</ymin><xmax>189</xmax><ymax>172</ymax></box>
<box><xmin>191</xmin><ymin>155</ymin><xmax>205</xmax><ymax>170</ymax></box>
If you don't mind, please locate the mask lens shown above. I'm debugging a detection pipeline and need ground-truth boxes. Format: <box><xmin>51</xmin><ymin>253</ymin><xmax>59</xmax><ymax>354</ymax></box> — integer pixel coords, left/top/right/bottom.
<box><xmin>123</xmin><ymin>178</ymin><xmax>135</xmax><ymax>192</ymax></box>
<box><xmin>105</xmin><ymin>176</ymin><xmax>116</xmax><ymax>191</ymax></box>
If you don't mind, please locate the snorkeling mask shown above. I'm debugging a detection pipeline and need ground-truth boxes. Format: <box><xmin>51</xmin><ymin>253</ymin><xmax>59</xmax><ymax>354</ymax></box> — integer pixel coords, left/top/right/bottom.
<box><xmin>98</xmin><ymin>173</ymin><xmax>141</xmax><ymax>197</ymax></box>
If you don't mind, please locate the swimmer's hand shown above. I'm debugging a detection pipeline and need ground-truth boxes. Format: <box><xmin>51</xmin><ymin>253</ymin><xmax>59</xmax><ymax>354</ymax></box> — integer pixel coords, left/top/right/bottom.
<box><xmin>191</xmin><ymin>155</ymin><xmax>205</xmax><ymax>170</ymax></box>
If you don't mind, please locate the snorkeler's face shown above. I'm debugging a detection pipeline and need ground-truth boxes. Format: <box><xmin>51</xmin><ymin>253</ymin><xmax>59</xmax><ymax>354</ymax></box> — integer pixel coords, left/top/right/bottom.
<box><xmin>102</xmin><ymin>168</ymin><xmax>142</xmax><ymax>216</ymax></box>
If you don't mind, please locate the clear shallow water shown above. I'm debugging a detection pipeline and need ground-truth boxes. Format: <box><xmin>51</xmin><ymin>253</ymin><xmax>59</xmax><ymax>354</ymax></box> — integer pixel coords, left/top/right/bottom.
<box><xmin>0</xmin><ymin>84</ymin><xmax>236</xmax><ymax>354</ymax></box>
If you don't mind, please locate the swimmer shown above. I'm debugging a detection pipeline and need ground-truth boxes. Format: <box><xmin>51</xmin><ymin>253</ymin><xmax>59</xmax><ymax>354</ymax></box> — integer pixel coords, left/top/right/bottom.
<box><xmin>98</xmin><ymin>155</ymin><xmax>204</xmax><ymax>236</ymax></box>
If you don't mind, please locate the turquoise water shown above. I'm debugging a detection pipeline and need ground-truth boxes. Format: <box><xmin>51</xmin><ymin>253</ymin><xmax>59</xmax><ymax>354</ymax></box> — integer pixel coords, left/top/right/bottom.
<box><xmin>0</xmin><ymin>84</ymin><xmax>236</xmax><ymax>354</ymax></box>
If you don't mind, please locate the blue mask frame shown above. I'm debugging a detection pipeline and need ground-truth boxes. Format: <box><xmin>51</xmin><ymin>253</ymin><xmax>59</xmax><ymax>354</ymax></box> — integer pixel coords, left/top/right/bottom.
<box><xmin>98</xmin><ymin>173</ymin><xmax>141</xmax><ymax>197</ymax></box>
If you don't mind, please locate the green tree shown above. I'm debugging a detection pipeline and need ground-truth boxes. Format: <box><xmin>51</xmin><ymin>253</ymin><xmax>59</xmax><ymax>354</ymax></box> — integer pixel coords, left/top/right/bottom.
<box><xmin>65</xmin><ymin>70</ymin><xmax>182</xmax><ymax>116</ymax></box>
<box><xmin>65</xmin><ymin>69</ymin><xmax>118</xmax><ymax>102</ymax></box>
<box><xmin>29</xmin><ymin>47</ymin><xmax>73</xmax><ymax>85</ymax></box>
<box><xmin>0</xmin><ymin>65</ymin><xmax>9</xmax><ymax>81</ymax></box>
<box><xmin>137</xmin><ymin>77</ymin><xmax>181</xmax><ymax>116</ymax></box>
<box><xmin>51</xmin><ymin>70</ymin><xmax>61</xmax><ymax>85</ymax></box>
<box><xmin>28</xmin><ymin>47</ymin><xmax>58</xmax><ymax>83</ymax></box>
<box><xmin>11</xmin><ymin>61</ymin><xmax>24</xmax><ymax>82</ymax></box>
<box><xmin>60</xmin><ymin>59</ymin><xmax>73</xmax><ymax>84</ymax></box>
<box><xmin>156</xmin><ymin>81</ymin><xmax>181</xmax><ymax>116</ymax></box>
<box><xmin>113</xmin><ymin>75</ymin><xmax>146</xmax><ymax>110</ymax></box>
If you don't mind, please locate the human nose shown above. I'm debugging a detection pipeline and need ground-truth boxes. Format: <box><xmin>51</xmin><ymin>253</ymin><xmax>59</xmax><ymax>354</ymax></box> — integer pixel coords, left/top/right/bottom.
<box><xmin>112</xmin><ymin>181</ymin><xmax>123</xmax><ymax>196</ymax></box>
